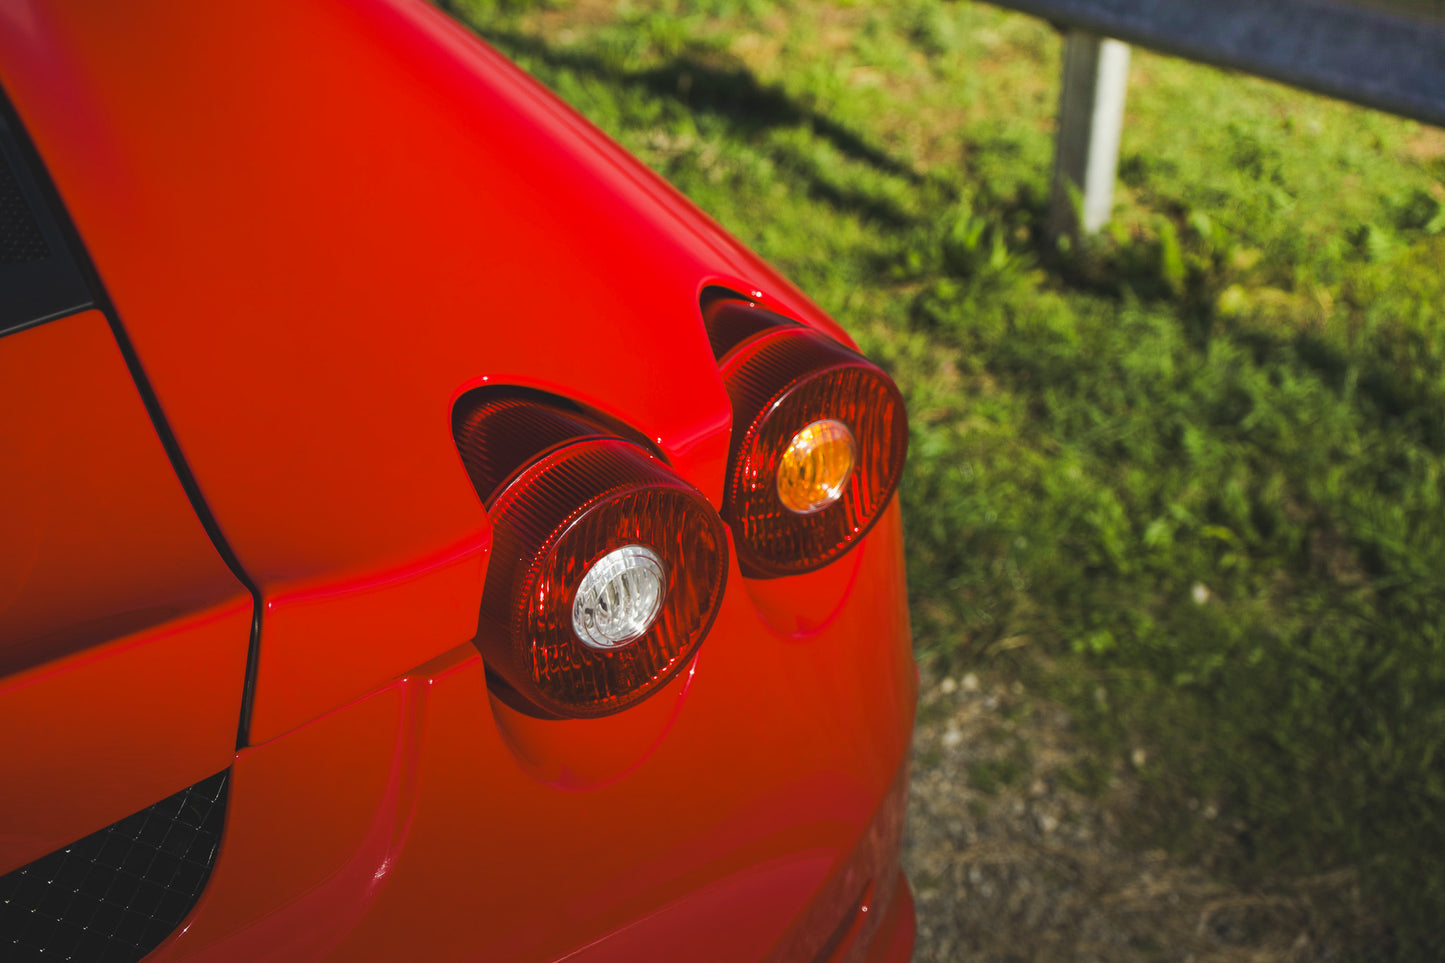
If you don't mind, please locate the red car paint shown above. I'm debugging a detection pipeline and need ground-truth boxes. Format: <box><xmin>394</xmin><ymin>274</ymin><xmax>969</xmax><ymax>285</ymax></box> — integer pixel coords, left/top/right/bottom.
<box><xmin>0</xmin><ymin>311</ymin><xmax>250</xmax><ymax>872</ymax></box>
<box><xmin>0</xmin><ymin>0</ymin><xmax>917</xmax><ymax>958</ymax></box>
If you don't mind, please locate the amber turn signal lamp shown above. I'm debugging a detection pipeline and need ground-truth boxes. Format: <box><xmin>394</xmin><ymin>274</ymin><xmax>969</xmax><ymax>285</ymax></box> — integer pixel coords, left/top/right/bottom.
<box><xmin>455</xmin><ymin>396</ymin><xmax>728</xmax><ymax>718</ymax></box>
<box><xmin>777</xmin><ymin>418</ymin><xmax>856</xmax><ymax>514</ymax></box>
<box><xmin>709</xmin><ymin>301</ymin><xmax>908</xmax><ymax>579</ymax></box>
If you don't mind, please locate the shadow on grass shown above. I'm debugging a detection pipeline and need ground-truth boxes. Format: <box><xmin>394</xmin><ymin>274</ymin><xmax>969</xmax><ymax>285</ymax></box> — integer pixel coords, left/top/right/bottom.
<box><xmin>469</xmin><ymin>16</ymin><xmax>1247</xmax><ymax>312</ymax></box>
<box><xmin>476</xmin><ymin>26</ymin><xmax>924</xmax><ymax>228</ymax></box>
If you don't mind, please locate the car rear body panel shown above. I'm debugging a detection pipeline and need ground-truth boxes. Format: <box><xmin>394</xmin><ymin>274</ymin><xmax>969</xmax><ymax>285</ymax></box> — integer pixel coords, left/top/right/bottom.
<box><xmin>0</xmin><ymin>0</ymin><xmax>856</xmax><ymax>744</ymax></box>
<box><xmin>143</xmin><ymin>505</ymin><xmax>913</xmax><ymax>963</ymax></box>
<box><xmin>0</xmin><ymin>0</ymin><xmax>917</xmax><ymax>958</ymax></box>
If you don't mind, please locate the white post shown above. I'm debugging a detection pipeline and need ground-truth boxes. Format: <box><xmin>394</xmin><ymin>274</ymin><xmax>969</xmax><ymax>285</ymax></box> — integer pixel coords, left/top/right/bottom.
<box><xmin>1049</xmin><ymin>31</ymin><xmax>1131</xmax><ymax>239</ymax></box>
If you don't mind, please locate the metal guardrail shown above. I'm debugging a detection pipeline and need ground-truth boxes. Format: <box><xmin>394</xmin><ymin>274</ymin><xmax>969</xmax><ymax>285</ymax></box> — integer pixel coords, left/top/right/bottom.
<box><xmin>990</xmin><ymin>0</ymin><xmax>1445</xmax><ymax>236</ymax></box>
<box><xmin>1004</xmin><ymin>0</ymin><xmax>1445</xmax><ymax>128</ymax></box>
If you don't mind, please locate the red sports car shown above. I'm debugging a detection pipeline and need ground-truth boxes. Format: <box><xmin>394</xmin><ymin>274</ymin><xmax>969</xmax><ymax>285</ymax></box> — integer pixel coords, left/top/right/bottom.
<box><xmin>0</xmin><ymin>1</ymin><xmax>917</xmax><ymax>960</ymax></box>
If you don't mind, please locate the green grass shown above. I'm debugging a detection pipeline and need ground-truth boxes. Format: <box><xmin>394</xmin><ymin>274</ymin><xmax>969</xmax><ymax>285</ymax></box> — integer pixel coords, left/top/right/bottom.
<box><xmin>442</xmin><ymin>0</ymin><xmax>1445</xmax><ymax>954</ymax></box>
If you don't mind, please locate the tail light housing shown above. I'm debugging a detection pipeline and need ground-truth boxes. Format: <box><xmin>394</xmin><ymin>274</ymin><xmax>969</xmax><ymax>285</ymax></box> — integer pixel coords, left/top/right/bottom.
<box><xmin>708</xmin><ymin>300</ymin><xmax>908</xmax><ymax>579</ymax></box>
<box><xmin>455</xmin><ymin>395</ymin><xmax>728</xmax><ymax>719</ymax></box>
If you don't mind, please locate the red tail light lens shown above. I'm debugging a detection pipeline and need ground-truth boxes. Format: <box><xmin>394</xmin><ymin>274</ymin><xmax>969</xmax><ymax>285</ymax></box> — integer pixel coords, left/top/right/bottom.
<box><xmin>712</xmin><ymin>302</ymin><xmax>908</xmax><ymax>578</ymax></box>
<box><xmin>456</xmin><ymin>398</ymin><xmax>729</xmax><ymax>718</ymax></box>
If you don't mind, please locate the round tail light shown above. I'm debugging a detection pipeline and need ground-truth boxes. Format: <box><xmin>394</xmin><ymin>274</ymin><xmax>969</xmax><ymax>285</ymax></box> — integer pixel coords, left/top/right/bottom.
<box><xmin>712</xmin><ymin>303</ymin><xmax>908</xmax><ymax>578</ymax></box>
<box><xmin>464</xmin><ymin>417</ymin><xmax>728</xmax><ymax>718</ymax></box>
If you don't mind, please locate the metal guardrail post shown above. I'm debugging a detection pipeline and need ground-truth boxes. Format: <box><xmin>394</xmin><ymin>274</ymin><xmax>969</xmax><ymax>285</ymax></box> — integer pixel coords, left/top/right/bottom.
<box><xmin>1048</xmin><ymin>30</ymin><xmax>1131</xmax><ymax>239</ymax></box>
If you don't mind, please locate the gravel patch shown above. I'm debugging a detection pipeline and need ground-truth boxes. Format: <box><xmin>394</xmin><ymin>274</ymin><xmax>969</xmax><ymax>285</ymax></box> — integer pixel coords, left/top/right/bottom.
<box><xmin>903</xmin><ymin>668</ymin><xmax>1381</xmax><ymax>962</ymax></box>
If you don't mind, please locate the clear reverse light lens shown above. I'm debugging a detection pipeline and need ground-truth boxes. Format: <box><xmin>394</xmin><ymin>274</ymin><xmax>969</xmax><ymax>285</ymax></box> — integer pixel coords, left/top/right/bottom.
<box><xmin>572</xmin><ymin>545</ymin><xmax>667</xmax><ymax>650</ymax></box>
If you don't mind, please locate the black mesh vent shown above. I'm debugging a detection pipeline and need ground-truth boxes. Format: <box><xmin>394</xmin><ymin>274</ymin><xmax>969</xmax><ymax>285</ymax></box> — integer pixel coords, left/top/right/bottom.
<box><xmin>0</xmin><ymin>770</ymin><xmax>229</xmax><ymax>963</ymax></box>
<box><xmin>0</xmin><ymin>155</ymin><xmax>50</xmax><ymax>265</ymax></box>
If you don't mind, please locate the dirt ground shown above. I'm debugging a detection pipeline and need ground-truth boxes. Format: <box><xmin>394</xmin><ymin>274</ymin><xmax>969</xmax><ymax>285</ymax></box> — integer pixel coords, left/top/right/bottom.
<box><xmin>901</xmin><ymin>667</ymin><xmax>1382</xmax><ymax>962</ymax></box>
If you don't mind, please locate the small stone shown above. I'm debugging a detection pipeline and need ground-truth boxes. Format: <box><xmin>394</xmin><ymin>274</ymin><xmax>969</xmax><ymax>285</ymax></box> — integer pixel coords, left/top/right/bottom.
<box><xmin>940</xmin><ymin>676</ymin><xmax>958</xmax><ymax>695</ymax></box>
<box><xmin>1037</xmin><ymin>812</ymin><xmax>1059</xmax><ymax>834</ymax></box>
<box><xmin>942</xmin><ymin>726</ymin><xmax>964</xmax><ymax>748</ymax></box>
<box><xmin>1191</xmin><ymin>582</ymin><xmax>1211</xmax><ymax>605</ymax></box>
<box><xmin>961</xmin><ymin>672</ymin><xmax>979</xmax><ymax>692</ymax></box>
<box><xmin>1131</xmin><ymin>747</ymin><xmax>1148</xmax><ymax>769</ymax></box>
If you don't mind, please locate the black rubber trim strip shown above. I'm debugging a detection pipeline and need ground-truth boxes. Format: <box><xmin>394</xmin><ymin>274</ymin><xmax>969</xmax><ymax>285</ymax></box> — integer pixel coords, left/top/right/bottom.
<box><xmin>92</xmin><ymin>296</ymin><xmax>266</xmax><ymax>748</ymax></box>
<box><xmin>0</xmin><ymin>84</ymin><xmax>266</xmax><ymax>749</ymax></box>
<box><xmin>102</xmin><ymin>321</ymin><xmax>266</xmax><ymax>750</ymax></box>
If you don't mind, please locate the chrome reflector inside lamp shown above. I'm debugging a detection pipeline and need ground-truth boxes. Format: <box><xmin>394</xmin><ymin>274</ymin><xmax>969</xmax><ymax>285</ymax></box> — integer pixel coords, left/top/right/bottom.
<box><xmin>572</xmin><ymin>545</ymin><xmax>667</xmax><ymax>649</ymax></box>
